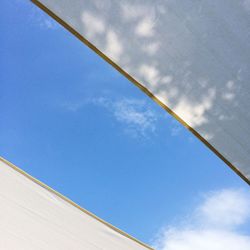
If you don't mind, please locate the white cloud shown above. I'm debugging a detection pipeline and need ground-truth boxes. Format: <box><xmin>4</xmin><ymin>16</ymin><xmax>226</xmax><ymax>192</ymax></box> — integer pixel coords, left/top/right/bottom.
<box><xmin>173</xmin><ymin>88</ymin><xmax>216</xmax><ymax>128</ymax></box>
<box><xmin>38</xmin><ymin>17</ymin><xmax>58</xmax><ymax>30</ymax></box>
<box><xmin>142</xmin><ymin>42</ymin><xmax>160</xmax><ymax>56</ymax></box>
<box><xmin>92</xmin><ymin>97</ymin><xmax>158</xmax><ymax>138</ymax></box>
<box><xmin>243</xmin><ymin>0</ymin><xmax>250</xmax><ymax>11</ymax></box>
<box><xmin>60</xmin><ymin>101</ymin><xmax>85</xmax><ymax>112</ymax></box>
<box><xmin>154</xmin><ymin>189</ymin><xmax>250</xmax><ymax>250</ymax></box>
<box><xmin>170</xmin><ymin>120</ymin><xmax>182</xmax><ymax>136</ymax></box>
<box><xmin>222</xmin><ymin>81</ymin><xmax>236</xmax><ymax>101</ymax></box>
<box><xmin>31</xmin><ymin>8</ymin><xmax>58</xmax><ymax>30</ymax></box>
<box><xmin>81</xmin><ymin>11</ymin><xmax>105</xmax><ymax>39</ymax></box>
<box><xmin>61</xmin><ymin>97</ymin><xmax>188</xmax><ymax>139</ymax></box>
<box><xmin>104</xmin><ymin>30</ymin><xmax>124</xmax><ymax>61</ymax></box>
<box><xmin>15</xmin><ymin>0</ymin><xmax>58</xmax><ymax>30</ymax></box>
<box><xmin>135</xmin><ymin>17</ymin><xmax>155</xmax><ymax>37</ymax></box>
<box><xmin>139</xmin><ymin>64</ymin><xmax>160</xmax><ymax>87</ymax></box>
<box><xmin>120</xmin><ymin>2</ymin><xmax>154</xmax><ymax>21</ymax></box>
<box><xmin>197</xmin><ymin>189</ymin><xmax>250</xmax><ymax>228</ymax></box>
<box><xmin>157</xmin><ymin>229</ymin><xmax>250</xmax><ymax>250</ymax></box>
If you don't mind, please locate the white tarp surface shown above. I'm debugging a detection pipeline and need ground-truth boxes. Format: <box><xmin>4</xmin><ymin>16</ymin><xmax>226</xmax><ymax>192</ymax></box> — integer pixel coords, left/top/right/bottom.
<box><xmin>33</xmin><ymin>0</ymin><xmax>250</xmax><ymax>183</ymax></box>
<box><xmin>0</xmin><ymin>158</ymin><xmax>151</xmax><ymax>250</ymax></box>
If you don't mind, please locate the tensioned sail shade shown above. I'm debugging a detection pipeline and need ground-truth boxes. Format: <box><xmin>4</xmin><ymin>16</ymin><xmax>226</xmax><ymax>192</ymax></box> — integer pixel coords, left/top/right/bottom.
<box><xmin>0</xmin><ymin>157</ymin><xmax>152</xmax><ymax>250</ymax></box>
<box><xmin>32</xmin><ymin>0</ymin><xmax>250</xmax><ymax>184</ymax></box>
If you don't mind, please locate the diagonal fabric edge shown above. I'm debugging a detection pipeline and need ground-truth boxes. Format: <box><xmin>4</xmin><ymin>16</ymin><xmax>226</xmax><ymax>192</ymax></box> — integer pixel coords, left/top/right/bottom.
<box><xmin>0</xmin><ymin>156</ymin><xmax>154</xmax><ymax>250</ymax></box>
<box><xmin>30</xmin><ymin>0</ymin><xmax>250</xmax><ymax>186</ymax></box>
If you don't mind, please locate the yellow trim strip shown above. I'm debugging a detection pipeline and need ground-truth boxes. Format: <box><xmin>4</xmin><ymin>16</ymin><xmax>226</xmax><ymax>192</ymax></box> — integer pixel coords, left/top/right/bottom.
<box><xmin>30</xmin><ymin>0</ymin><xmax>250</xmax><ymax>186</ymax></box>
<box><xmin>0</xmin><ymin>156</ymin><xmax>154</xmax><ymax>250</ymax></box>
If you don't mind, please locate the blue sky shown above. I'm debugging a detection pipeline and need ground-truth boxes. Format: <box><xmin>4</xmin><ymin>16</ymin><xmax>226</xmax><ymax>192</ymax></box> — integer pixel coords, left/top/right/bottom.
<box><xmin>1</xmin><ymin>1</ymin><xmax>250</xmax><ymax>249</ymax></box>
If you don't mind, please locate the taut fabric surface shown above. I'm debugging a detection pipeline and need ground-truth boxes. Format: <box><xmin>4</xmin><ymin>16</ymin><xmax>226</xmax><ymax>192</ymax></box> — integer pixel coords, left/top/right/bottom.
<box><xmin>0</xmin><ymin>158</ymin><xmax>151</xmax><ymax>250</ymax></box>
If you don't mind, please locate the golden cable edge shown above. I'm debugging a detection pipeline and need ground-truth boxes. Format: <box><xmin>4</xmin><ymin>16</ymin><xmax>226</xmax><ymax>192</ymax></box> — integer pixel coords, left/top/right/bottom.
<box><xmin>0</xmin><ymin>156</ymin><xmax>154</xmax><ymax>250</ymax></box>
<box><xmin>30</xmin><ymin>0</ymin><xmax>250</xmax><ymax>186</ymax></box>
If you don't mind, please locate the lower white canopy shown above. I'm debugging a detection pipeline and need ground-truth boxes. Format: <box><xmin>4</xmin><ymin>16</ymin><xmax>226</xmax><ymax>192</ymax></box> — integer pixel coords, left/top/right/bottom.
<box><xmin>0</xmin><ymin>157</ymin><xmax>152</xmax><ymax>250</ymax></box>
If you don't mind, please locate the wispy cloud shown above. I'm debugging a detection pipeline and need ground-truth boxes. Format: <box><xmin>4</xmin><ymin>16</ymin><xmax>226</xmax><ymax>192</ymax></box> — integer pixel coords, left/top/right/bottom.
<box><xmin>170</xmin><ymin>120</ymin><xmax>182</xmax><ymax>137</ymax></box>
<box><xmin>16</xmin><ymin>0</ymin><xmax>58</xmax><ymax>30</ymax></box>
<box><xmin>60</xmin><ymin>96</ymin><xmax>190</xmax><ymax>139</ymax></box>
<box><xmin>60</xmin><ymin>101</ymin><xmax>86</xmax><ymax>112</ymax></box>
<box><xmin>154</xmin><ymin>189</ymin><xmax>250</xmax><ymax>250</ymax></box>
<box><xmin>29</xmin><ymin>8</ymin><xmax>58</xmax><ymax>30</ymax></box>
<box><xmin>243</xmin><ymin>0</ymin><xmax>250</xmax><ymax>12</ymax></box>
<box><xmin>60</xmin><ymin>94</ymin><xmax>195</xmax><ymax>140</ymax></box>
<box><xmin>92</xmin><ymin>97</ymin><xmax>158</xmax><ymax>138</ymax></box>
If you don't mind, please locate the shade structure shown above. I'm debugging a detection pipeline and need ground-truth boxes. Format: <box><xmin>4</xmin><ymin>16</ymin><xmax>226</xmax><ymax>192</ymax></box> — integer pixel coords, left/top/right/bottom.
<box><xmin>0</xmin><ymin>157</ymin><xmax>152</xmax><ymax>250</ymax></box>
<box><xmin>31</xmin><ymin>0</ymin><xmax>250</xmax><ymax>185</ymax></box>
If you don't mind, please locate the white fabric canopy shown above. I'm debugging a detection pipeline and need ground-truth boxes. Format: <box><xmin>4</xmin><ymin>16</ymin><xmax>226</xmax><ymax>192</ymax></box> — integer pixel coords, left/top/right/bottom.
<box><xmin>32</xmin><ymin>0</ymin><xmax>250</xmax><ymax>184</ymax></box>
<box><xmin>0</xmin><ymin>157</ymin><xmax>152</xmax><ymax>250</ymax></box>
